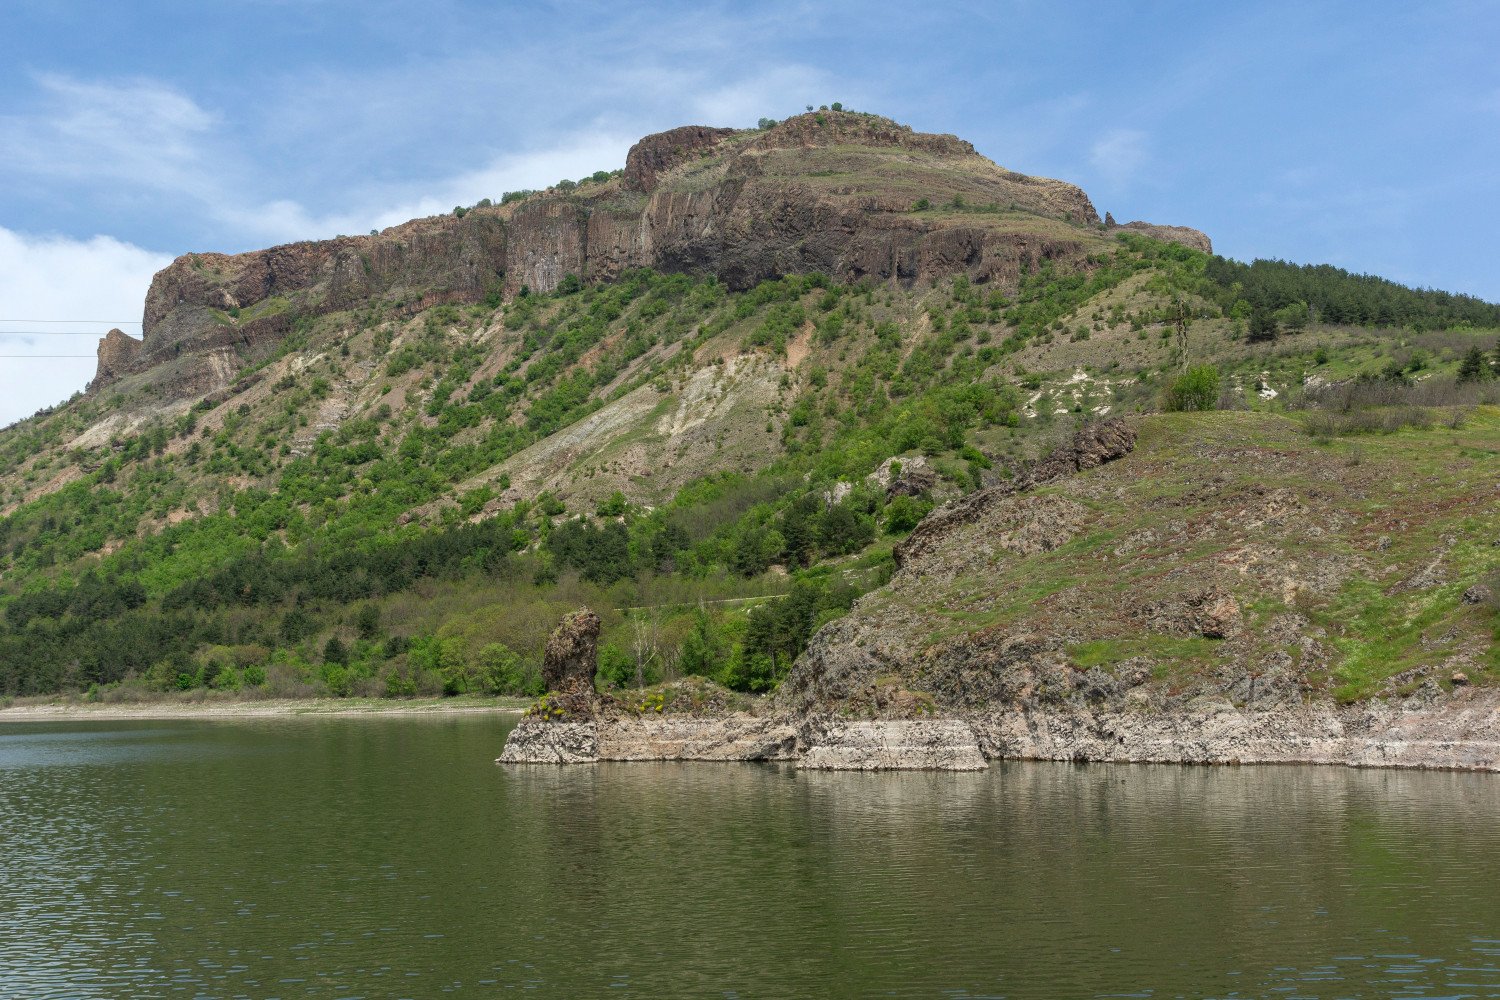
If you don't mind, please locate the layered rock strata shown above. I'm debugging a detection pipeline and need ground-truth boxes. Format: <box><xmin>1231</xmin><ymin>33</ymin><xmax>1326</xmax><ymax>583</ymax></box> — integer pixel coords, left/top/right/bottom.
<box><xmin>498</xmin><ymin>694</ymin><xmax>1499</xmax><ymax>772</ymax></box>
<box><xmin>96</xmin><ymin>111</ymin><xmax>1209</xmax><ymax>398</ymax></box>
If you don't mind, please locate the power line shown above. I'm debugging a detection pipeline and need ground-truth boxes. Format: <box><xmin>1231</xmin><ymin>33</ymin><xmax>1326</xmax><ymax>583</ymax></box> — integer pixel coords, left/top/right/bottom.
<box><xmin>0</xmin><ymin>331</ymin><xmax>127</xmax><ymax>336</ymax></box>
<box><xmin>0</xmin><ymin>355</ymin><xmax>97</xmax><ymax>359</ymax></box>
<box><xmin>0</xmin><ymin>319</ymin><xmax>141</xmax><ymax>324</ymax></box>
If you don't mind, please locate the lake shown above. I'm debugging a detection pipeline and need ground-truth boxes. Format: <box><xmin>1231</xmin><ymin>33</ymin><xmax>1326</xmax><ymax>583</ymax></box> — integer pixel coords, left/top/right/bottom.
<box><xmin>1</xmin><ymin>714</ymin><xmax>1497</xmax><ymax>998</ymax></box>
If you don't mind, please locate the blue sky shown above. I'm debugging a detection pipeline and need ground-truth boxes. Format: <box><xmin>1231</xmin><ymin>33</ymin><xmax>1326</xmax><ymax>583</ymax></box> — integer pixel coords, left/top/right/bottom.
<box><xmin>2</xmin><ymin>0</ymin><xmax>1497</xmax><ymax>424</ymax></box>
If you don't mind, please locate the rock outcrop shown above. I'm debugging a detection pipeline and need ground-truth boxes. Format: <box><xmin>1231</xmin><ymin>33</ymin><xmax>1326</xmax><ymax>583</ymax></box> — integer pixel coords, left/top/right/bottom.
<box><xmin>541</xmin><ymin>608</ymin><xmax>602</xmax><ymax>692</ymax></box>
<box><xmin>872</xmin><ymin>455</ymin><xmax>938</xmax><ymax>498</ymax></box>
<box><xmin>1109</xmin><ymin>220</ymin><xmax>1213</xmax><ymax>254</ymax></box>
<box><xmin>496</xmin><ymin>695</ymin><xmax>1500</xmax><ymax>771</ymax></box>
<box><xmin>622</xmin><ymin>125</ymin><xmax>738</xmax><ymax>193</ymax></box>
<box><xmin>894</xmin><ymin>418</ymin><xmax>1136</xmax><ymax>570</ymax></box>
<box><xmin>971</xmin><ymin>689</ymin><xmax>1500</xmax><ymax>771</ymax></box>
<box><xmin>100</xmin><ymin>112</ymin><xmax>1208</xmax><ymax>400</ymax></box>
<box><xmin>796</xmin><ymin>718</ymin><xmax>988</xmax><ymax>771</ymax></box>
<box><xmin>89</xmin><ymin>329</ymin><xmax>143</xmax><ymax>390</ymax></box>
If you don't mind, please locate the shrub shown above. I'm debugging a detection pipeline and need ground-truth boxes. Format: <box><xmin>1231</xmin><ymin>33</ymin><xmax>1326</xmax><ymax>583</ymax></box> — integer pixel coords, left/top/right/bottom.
<box><xmin>1164</xmin><ymin>365</ymin><xmax>1221</xmax><ymax>412</ymax></box>
<box><xmin>596</xmin><ymin>491</ymin><xmax>628</xmax><ymax>517</ymax></box>
<box><xmin>884</xmin><ymin>494</ymin><xmax>932</xmax><ymax>534</ymax></box>
<box><xmin>596</xmin><ymin>644</ymin><xmax>636</xmax><ymax>689</ymax></box>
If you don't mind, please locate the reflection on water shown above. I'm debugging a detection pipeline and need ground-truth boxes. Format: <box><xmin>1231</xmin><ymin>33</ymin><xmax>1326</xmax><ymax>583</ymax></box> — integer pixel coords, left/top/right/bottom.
<box><xmin>1</xmin><ymin>717</ymin><xmax>1497</xmax><ymax>998</ymax></box>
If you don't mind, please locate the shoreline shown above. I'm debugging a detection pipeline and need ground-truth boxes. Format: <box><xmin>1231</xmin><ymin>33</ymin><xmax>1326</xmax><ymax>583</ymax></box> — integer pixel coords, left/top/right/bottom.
<box><xmin>498</xmin><ymin>690</ymin><xmax>1500</xmax><ymax>773</ymax></box>
<box><xmin>0</xmin><ymin>695</ymin><xmax>529</xmax><ymax>723</ymax></box>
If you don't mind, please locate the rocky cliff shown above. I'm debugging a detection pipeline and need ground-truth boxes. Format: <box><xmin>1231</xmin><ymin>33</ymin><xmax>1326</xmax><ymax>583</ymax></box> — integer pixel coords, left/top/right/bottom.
<box><xmin>100</xmin><ymin>111</ymin><xmax>1208</xmax><ymax>399</ymax></box>
<box><xmin>88</xmin><ymin>329</ymin><xmax>143</xmax><ymax>390</ymax></box>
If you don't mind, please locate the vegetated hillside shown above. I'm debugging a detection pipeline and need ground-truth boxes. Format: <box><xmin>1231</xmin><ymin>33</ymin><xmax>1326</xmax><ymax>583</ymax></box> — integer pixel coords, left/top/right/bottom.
<box><xmin>781</xmin><ymin>408</ymin><xmax>1500</xmax><ymax>719</ymax></box>
<box><xmin>1</xmin><ymin>110</ymin><xmax>1498</xmax><ymax>704</ymax></box>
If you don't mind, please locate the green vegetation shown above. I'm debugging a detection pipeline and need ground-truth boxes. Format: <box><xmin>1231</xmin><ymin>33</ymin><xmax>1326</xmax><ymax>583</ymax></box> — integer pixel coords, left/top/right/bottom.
<box><xmin>1164</xmin><ymin>366</ymin><xmax>1221</xmax><ymax>412</ymax></box>
<box><xmin>1202</xmin><ymin>256</ymin><xmax>1500</xmax><ymax>331</ymax></box>
<box><xmin>2</xmin><ymin>221</ymin><xmax>1497</xmax><ymax>707</ymax></box>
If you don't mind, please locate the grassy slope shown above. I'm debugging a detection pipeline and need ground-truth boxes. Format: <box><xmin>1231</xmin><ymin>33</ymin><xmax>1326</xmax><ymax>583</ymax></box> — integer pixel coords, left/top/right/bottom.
<box><xmin>866</xmin><ymin>407</ymin><xmax>1500</xmax><ymax>704</ymax></box>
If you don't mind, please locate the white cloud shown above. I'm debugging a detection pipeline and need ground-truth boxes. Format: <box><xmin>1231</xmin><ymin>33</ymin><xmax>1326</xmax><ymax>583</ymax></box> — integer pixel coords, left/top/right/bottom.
<box><xmin>217</xmin><ymin>130</ymin><xmax>641</xmax><ymax>245</ymax></box>
<box><xmin>687</xmin><ymin>65</ymin><xmax>836</xmax><ymax>125</ymax></box>
<box><xmin>0</xmin><ymin>227</ymin><xmax>169</xmax><ymax>428</ymax></box>
<box><xmin>1087</xmin><ymin>128</ymin><xmax>1149</xmax><ymax>188</ymax></box>
<box><xmin>0</xmin><ymin>74</ymin><xmax>220</xmax><ymax>196</ymax></box>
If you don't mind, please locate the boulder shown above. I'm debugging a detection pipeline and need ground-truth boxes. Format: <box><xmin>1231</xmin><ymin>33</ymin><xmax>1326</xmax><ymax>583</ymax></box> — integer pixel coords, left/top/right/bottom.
<box><xmin>872</xmin><ymin>455</ymin><xmax>938</xmax><ymax>498</ymax></box>
<box><xmin>542</xmin><ymin>608</ymin><xmax>602</xmax><ymax>692</ymax></box>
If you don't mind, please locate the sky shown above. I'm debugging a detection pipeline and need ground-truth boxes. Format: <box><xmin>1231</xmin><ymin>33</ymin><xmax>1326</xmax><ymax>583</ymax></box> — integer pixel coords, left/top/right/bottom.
<box><xmin>2</xmin><ymin>0</ymin><xmax>1497</xmax><ymax>425</ymax></box>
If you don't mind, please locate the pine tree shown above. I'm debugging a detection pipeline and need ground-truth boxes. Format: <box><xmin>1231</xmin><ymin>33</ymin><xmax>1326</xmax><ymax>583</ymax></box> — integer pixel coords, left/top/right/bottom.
<box><xmin>1458</xmin><ymin>345</ymin><xmax>1493</xmax><ymax>382</ymax></box>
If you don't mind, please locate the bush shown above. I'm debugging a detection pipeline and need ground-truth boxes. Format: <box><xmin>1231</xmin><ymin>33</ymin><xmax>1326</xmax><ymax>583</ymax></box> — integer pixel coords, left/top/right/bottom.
<box><xmin>596</xmin><ymin>491</ymin><xmax>628</xmax><ymax>517</ymax></box>
<box><xmin>1164</xmin><ymin>366</ymin><xmax>1221</xmax><ymax>412</ymax></box>
<box><xmin>884</xmin><ymin>495</ymin><xmax>932</xmax><ymax>535</ymax></box>
<box><xmin>596</xmin><ymin>644</ymin><xmax>636</xmax><ymax>689</ymax></box>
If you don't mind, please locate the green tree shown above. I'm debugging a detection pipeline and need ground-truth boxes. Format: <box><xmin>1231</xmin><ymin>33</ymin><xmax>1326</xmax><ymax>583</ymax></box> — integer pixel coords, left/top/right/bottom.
<box><xmin>355</xmin><ymin>603</ymin><xmax>381</xmax><ymax>640</ymax></box>
<box><xmin>410</xmin><ymin>635</ymin><xmax>472</xmax><ymax>694</ymax></box>
<box><xmin>595</xmin><ymin>491</ymin><xmax>628</xmax><ymax>517</ymax></box>
<box><xmin>476</xmin><ymin>642</ymin><xmax>538</xmax><ymax>695</ymax></box>
<box><xmin>279</xmin><ymin>607</ymin><xmax>314</xmax><ymax>644</ymax></box>
<box><xmin>779</xmin><ymin>493</ymin><xmax>822</xmax><ymax>567</ymax></box>
<box><xmin>1273</xmin><ymin>301</ymin><xmax>1310</xmax><ymax>332</ymax></box>
<box><xmin>817</xmin><ymin>502</ymin><xmax>875</xmax><ymax>556</ymax></box>
<box><xmin>596</xmin><ymin>644</ymin><xmax>635</xmax><ymax>689</ymax></box>
<box><xmin>884</xmin><ymin>494</ymin><xmax>931</xmax><ymax>535</ymax></box>
<box><xmin>322</xmin><ymin>635</ymin><xmax>348</xmax><ymax>665</ymax></box>
<box><xmin>678</xmin><ymin>609</ymin><xmax>727</xmax><ymax>678</ymax></box>
<box><xmin>730</xmin><ymin>523</ymin><xmax>785</xmax><ymax>576</ymax></box>
<box><xmin>650</xmin><ymin>519</ymin><xmax>689</xmax><ymax>572</ymax></box>
<box><xmin>1458</xmin><ymin>345</ymin><xmax>1494</xmax><ymax>382</ymax></box>
<box><xmin>1247</xmin><ymin>309</ymin><xmax>1279</xmax><ymax>343</ymax></box>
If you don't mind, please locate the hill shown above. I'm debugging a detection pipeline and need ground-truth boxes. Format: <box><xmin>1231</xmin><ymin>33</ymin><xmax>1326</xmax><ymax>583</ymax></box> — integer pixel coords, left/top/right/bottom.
<box><xmin>1</xmin><ymin>110</ymin><xmax>1497</xmax><ymax>737</ymax></box>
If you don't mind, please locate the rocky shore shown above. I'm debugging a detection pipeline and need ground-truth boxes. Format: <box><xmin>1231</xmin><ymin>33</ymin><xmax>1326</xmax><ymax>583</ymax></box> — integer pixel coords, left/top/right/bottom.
<box><xmin>497</xmin><ymin>689</ymin><xmax>1500</xmax><ymax>772</ymax></box>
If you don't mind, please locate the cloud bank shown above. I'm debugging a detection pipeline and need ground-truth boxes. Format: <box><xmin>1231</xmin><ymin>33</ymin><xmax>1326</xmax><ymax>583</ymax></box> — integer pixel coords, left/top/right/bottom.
<box><xmin>0</xmin><ymin>228</ymin><xmax>168</xmax><ymax>427</ymax></box>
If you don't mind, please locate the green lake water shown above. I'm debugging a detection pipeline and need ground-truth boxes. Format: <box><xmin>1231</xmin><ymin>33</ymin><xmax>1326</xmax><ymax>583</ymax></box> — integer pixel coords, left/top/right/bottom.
<box><xmin>1</xmin><ymin>714</ymin><xmax>1498</xmax><ymax>998</ymax></box>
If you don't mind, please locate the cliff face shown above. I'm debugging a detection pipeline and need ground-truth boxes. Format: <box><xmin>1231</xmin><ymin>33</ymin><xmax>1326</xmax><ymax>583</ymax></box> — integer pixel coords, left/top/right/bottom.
<box><xmin>89</xmin><ymin>329</ymin><xmax>143</xmax><ymax>390</ymax></box>
<box><xmin>132</xmin><ymin>212</ymin><xmax>509</xmax><ymax>396</ymax></box>
<box><xmin>114</xmin><ymin>111</ymin><xmax>1210</xmax><ymax>399</ymax></box>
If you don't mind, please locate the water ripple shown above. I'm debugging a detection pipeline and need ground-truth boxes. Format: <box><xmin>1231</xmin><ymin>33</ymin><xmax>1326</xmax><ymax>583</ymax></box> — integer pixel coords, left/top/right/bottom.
<box><xmin>0</xmin><ymin>719</ymin><xmax>1497</xmax><ymax>997</ymax></box>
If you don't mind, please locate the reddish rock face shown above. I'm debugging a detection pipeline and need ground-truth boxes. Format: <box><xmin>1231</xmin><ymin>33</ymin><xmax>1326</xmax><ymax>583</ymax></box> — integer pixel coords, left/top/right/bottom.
<box><xmin>622</xmin><ymin>125</ymin><xmax>738</xmax><ymax>193</ymax></box>
<box><xmin>89</xmin><ymin>329</ymin><xmax>143</xmax><ymax>390</ymax></box>
<box><xmin>111</xmin><ymin>112</ymin><xmax>1208</xmax><ymax>400</ymax></box>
